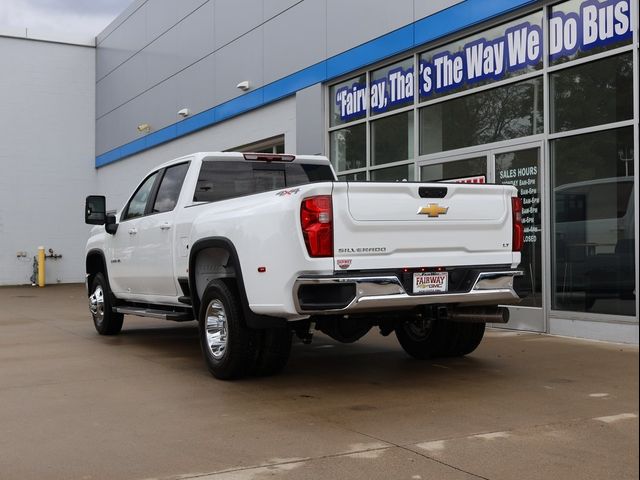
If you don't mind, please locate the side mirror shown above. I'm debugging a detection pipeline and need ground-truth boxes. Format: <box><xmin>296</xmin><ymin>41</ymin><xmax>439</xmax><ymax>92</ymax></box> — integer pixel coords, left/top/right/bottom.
<box><xmin>105</xmin><ymin>214</ymin><xmax>118</xmax><ymax>235</ymax></box>
<box><xmin>85</xmin><ymin>196</ymin><xmax>107</xmax><ymax>225</ymax></box>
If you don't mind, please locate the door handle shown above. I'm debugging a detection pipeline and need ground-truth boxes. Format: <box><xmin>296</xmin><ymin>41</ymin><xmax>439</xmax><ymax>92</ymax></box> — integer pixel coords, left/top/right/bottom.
<box><xmin>160</xmin><ymin>223</ymin><xmax>172</xmax><ymax>230</ymax></box>
<box><xmin>128</xmin><ymin>228</ymin><xmax>137</xmax><ymax>235</ymax></box>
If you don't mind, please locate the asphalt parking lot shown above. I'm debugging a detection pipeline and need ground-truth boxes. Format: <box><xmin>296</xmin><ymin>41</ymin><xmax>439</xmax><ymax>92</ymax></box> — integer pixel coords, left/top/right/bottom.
<box><xmin>0</xmin><ymin>284</ymin><xmax>638</xmax><ymax>480</ymax></box>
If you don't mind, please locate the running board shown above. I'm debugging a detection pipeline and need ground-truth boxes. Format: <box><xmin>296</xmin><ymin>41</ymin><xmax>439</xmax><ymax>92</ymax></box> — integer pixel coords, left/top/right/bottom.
<box><xmin>114</xmin><ymin>306</ymin><xmax>194</xmax><ymax>322</ymax></box>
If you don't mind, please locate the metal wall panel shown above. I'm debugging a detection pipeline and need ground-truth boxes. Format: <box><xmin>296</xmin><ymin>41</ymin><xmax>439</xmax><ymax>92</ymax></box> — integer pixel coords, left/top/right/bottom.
<box><xmin>214</xmin><ymin>0</ymin><xmax>263</xmax><ymax>49</ymax></box>
<box><xmin>264</xmin><ymin>0</ymin><xmax>302</xmax><ymax>19</ymax></box>
<box><xmin>295</xmin><ymin>83</ymin><xmax>324</xmax><ymax>155</ymax></box>
<box><xmin>326</xmin><ymin>0</ymin><xmax>413</xmax><ymax>58</ymax></box>
<box><xmin>176</xmin><ymin>55</ymin><xmax>216</xmax><ymax>119</ymax></box>
<box><xmin>97</xmin><ymin>52</ymin><xmax>148</xmax><ymax>117</ymax></box>
<box><xmin>146</xmin><ymin>0</ymin><xmax>209</xmax><ymax>42</ymax></box>
<box><xmin>263</xmin><ymin>0</ymin><xmax>326</xmax><ymax>84</ymax></box>
<box><xmin>145</xmin><ymin>0</ymin><xmax>214</xmax><ymax>86</ymax></box>
<box><xmin>176</xmin><ymin>1</ymin><xmax>215</xmax><ymax>72</ymax></box>
<box><xmin>0</xmin><ymin>37</ymin><xmax>96</xmax><ymax>284</ymax></box>
<box><xmin>143</xmin><ymin>76</ymin><xmax>179</xmax><ymax>133</ymax></box>
<box><xmin>115</xmin><ymin>94</ymin><xmax>150</xmax><ymax>151</ymax></box>
<box><xmin>96</xmin><ymin>3</ymin><xmax>147</xmax><ymax>80</ymax></box>
<box><xmin>214</xmin><ymin>28</ymin><xmax>263</xmax><ymax>106</ymax></box>
<box><xmin>96</xmin><ymin>109</ymin><xmax>125</xmax><ymax>154</ymax></box>
<box><xmin>144</xmin><ymin>27</ymin><xmax>179</xmax><ymax>89</ymax></box>
<box><xmin>414</xmin><ymin>0</ymin><xmax>465</xmax><ymax>22</ymax></box>
<box><xmin>97</xmin><ymin>0</ymin><xmax>145</xmax><ymax>45</ymax></box>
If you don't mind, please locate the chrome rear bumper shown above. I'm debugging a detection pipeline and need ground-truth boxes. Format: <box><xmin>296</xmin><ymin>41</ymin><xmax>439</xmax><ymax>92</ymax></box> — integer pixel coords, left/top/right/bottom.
<box><xmin>293</xmin><ymin>270</ymin><xmax>522</xmax><ymax>314</ymax></box>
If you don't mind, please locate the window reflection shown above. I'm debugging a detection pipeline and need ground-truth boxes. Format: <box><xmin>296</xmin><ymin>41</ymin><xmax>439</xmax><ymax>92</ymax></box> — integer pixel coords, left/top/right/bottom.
<box><xmin>420</xmin><ymin>77</ymin><xmax>543</xmax><ymax>155</ymax></box>
<box><xmin>551</xmin><ymin>52</ymin><xmax>633</xmax><ymax>132</ymax></box>
<box><xmin>552</xmin><ymin>127</ymin><xmax>635</xmax><ymax>316</ymax></box>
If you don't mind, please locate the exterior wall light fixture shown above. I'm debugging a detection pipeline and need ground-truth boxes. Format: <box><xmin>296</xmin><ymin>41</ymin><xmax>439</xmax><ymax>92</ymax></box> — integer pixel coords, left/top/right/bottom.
<box><xmin>137</xmin><ymin>123</ymin><xmax>151</xmax><ymax>134</ymax></box>
<box><xmin>236</xmin><ymin>80</ymin><xmax>250</xmax><ymax>91</ymax></box>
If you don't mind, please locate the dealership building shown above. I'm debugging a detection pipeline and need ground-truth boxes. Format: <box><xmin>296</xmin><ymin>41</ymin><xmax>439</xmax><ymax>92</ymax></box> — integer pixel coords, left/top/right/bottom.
<box><xmin>0</xmin><ymin>0</ymin><xmax>637</xmax><ymax>343</ymax></box>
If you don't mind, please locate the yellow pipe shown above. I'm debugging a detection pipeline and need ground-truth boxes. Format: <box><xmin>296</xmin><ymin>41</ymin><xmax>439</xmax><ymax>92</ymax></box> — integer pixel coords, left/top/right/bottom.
<box><xmin>38</xmin><ymin>246</ymin><xmax>45</xmax><ymax>288</ymax></box>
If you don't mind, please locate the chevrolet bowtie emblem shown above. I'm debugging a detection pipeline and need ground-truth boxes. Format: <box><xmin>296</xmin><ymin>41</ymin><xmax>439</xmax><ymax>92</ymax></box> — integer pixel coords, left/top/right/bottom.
<box><xmin>417</xmin><ymin>203</ymin><xmax>449</xmax><ymax>217</ymax></box>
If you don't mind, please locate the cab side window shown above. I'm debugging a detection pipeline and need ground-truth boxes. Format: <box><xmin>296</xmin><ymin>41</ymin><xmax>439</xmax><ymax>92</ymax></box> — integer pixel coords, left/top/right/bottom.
<box><xmin>152</xmin><ymin>163</ymin><xmax>189</xmax><ymax>213</ymax></box>
<box><xmin>123</xmin><ymin>172</ymin><xmax>159</xmax><ymax>221</ymax></box>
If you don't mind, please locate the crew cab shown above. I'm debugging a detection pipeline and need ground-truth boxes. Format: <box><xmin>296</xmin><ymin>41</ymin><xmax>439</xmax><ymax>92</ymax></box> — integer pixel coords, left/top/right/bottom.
<box><xmin>85</xmin><ymin>152</ymin><xmax>523</xmax><ymax>379</ymax></box>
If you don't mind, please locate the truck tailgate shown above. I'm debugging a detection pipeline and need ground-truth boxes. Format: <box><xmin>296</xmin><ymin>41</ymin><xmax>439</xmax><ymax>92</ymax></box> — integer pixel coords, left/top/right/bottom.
<box><xmin>332</xmin><ymin>182</ymin><xmax>518</xmax><ymax>271</ymax></box>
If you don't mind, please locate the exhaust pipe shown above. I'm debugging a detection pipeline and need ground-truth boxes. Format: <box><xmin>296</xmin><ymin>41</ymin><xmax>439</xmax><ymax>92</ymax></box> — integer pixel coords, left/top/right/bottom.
<box><xmin>447</xmin><ymin>306</ymin><xmax>509</xmax><ymax>324</ymax></box>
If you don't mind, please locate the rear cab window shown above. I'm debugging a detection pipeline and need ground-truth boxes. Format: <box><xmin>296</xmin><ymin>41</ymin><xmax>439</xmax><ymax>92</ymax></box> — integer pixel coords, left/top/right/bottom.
<box><xmin>193</xmin><ymin>160</ymin><xmax>334</xmax><ymax>203</ymax></box>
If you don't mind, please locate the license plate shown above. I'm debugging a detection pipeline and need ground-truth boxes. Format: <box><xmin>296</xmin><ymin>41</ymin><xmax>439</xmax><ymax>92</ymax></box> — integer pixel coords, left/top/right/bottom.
<box><xmin>413</xmin><ymin>272</ymin><xmax>448</xmax><ymax>294</ymax></box>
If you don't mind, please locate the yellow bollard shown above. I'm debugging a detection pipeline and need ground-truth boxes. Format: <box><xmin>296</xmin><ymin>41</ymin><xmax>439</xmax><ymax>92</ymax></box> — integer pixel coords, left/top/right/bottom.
<box><xmin>38</xmin><ymin>246</ymin><xmax>45</xmax><ymax>288</ymax></box>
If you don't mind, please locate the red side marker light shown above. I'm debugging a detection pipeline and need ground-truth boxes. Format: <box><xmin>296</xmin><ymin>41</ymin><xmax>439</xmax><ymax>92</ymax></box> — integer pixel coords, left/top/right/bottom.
<box><xmin>511</xmin><ymin>197</ymin><xmax>524</xmax><ymax>252</ymax></box>
<box><xmin>258</xmin><ymin>266</ymin><xmax>266</xmax><ymax>273</ymax></box>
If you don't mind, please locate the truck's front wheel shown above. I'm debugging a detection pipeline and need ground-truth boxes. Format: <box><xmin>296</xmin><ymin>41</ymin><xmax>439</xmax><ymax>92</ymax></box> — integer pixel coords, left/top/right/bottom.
<box><xmin>199</xmin><ymin>280</ymin><xmax>259</xmax><ymax>380</ymax></box>
<box><xmin>89</xmin><ymin>272</ymin><xmax>124</xmax><ymax>335</ymax></box>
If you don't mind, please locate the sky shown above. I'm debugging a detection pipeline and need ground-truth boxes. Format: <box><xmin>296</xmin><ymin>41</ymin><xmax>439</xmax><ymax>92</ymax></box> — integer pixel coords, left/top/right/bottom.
<box><xmin>0</xmin><ymin>0</ymin><xmax>134</xmax><ymax>38</ymax></box>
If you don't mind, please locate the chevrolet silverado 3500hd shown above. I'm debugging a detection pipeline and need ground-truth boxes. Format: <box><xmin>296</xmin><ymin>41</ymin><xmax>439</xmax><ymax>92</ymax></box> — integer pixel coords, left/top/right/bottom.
<box><xmin>85</xmin><ymin>152</ymin><xmax>522</xmax><ymax>379</ymax></box>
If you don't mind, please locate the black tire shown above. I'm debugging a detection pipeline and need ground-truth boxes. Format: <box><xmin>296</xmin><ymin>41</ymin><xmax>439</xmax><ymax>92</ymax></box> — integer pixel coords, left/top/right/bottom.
<box><xmin>253</xmin><ymin>327</ymin><xmax>292</xmax><ymax>377</ymax></box>
<box><xmin>395</xmin><ymin>317</ymin><xmax>448</xmax><ymax>359</ymax></box>
<box><xmin>442</xmin><ymin>322</ymin><xmax>486</xmax><ymax>357</ymax></box>
<box><xmin>198</xmin><ymin>280</ymin><xmax>260</xmax><ymax>380</ymax></box>
<box><xmin>89</xmin><ymin>272</ymin><xmax>124</xmax><ymax>335</ymax></box>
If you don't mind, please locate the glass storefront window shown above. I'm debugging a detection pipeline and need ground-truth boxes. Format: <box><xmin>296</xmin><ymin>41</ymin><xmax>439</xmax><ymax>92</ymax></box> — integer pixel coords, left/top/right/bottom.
<box><xmin>327</xmin><ymin>0</ymin><xmax>638</xmax><ymax>330</ymax></box>
<box><xmin>370</xmin><ymin>58</ymin><xmax>414</xmax><ymax>116</ymax></box>
<box><xmin>419</xmin><ymin>11</ymin><xmax>543</xmax><ymax>101</ymax></box>
<box><xmin>420</xmin><ymin>76</ymin><xmax>543</xmax><ymax>155</ymax></box>
<box><xmin>370</xmin><ymin>164</ymin><xmax>415</xmax><ymax>182</ymax></box>
<box><xmin>420</xmin><ymin>156</ymin><xmax>487</xmax><ymax>183</ymax></box>
<box><xmin>551</xmin><ymin>52</ymin><xmax>633</xmax><ymax>132</ymax></box>
<box><xmin>549</xmin><ymin>0</ymin><xmax>633</xmax><ymax>66</ymax></box>
<box><xmin>496</xmin><ymin>148</ymin><xmax>542</xmax><ymax>307</ymax></box>
<box><xmin>371</xmin><ymin>111</ymin><xmax>414</xmax><ymax>166</ymax></box>
<box><xmin>330</xmin><ymin>124</ymin><xmax>366</xmax><ymax>172</ymax></box>
<box><xmin>330</xmin><ymin>74</ymin><xmax>367</xmax><ymax>127</ymax></box>
<box><xmin>338</xmin><ymin>171</ymin><xmax>367</xmax><ymax>182</ymax></box>
<box><xmin>551</xmin><ymin>127</ymin><xmax>635</xmax><ymax>316</ymax></box>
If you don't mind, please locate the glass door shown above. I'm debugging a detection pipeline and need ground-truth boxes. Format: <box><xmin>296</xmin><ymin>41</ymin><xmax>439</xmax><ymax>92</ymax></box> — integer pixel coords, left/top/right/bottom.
<box><xmin>417</xmin><ymin>142</ymin><xmax>545</xmax><ymax>332</ymax></box>
<box><xmin>492</xmin><ymin>143</ymin><xmax>545</xmax><ymax>332</ymax></box>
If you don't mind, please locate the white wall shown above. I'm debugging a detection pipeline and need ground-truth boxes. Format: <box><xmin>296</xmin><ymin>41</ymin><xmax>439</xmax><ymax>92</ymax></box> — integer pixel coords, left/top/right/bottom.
<box><xmin>97</xmin><ymin>96</ymin><xmax>296</xmax><ymax>209</ymax></box>
<box><xmin>0</xmin><ymin>36</ymin><xmax>97</xmax><ymax>285</ymax></box>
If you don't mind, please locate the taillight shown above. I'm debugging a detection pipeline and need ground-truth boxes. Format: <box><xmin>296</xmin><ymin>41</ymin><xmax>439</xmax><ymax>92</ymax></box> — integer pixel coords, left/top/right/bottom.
<box><xmin>511</xmin><ymin>197</ymin><xmax>523</xmax><ymax>252</ymax></box>
<box><xmin>301</xmin><ymin>196</ymin><xmax>333</xmax><ymax>257</ymax></box>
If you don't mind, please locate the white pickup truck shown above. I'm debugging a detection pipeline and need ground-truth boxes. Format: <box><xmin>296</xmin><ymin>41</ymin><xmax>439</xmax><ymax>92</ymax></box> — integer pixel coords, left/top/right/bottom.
<box><xmin>85</xmin><ymin>152</ymin><xmax>523</xmax><ymax>379</ymax></box>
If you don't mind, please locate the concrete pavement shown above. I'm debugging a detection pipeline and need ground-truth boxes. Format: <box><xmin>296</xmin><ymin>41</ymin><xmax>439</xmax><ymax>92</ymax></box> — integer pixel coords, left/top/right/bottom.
<box><xmin>0</xmin><ymin>284</ymin><xmax>637</xmax><ymax>480</ymax></box>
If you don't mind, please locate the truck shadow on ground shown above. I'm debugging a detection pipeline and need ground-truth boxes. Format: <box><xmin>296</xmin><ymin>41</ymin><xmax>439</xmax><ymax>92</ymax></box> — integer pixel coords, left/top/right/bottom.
<box><xmin>103</xmin><ymin>321</ymin><xmax>502</xmax><ymax>388</ymax></box>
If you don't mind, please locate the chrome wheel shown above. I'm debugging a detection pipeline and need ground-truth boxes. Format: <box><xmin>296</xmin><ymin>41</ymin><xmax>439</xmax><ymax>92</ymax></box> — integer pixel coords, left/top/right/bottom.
<box><xmin>205</xmin><ymin>299</ymin><xmax>228</xmax><ymax>359</ymax></box>
<box><xmin>89</xmin><ymin>285</ymin><xmax>105</xmax><ymax>324</ymax></box>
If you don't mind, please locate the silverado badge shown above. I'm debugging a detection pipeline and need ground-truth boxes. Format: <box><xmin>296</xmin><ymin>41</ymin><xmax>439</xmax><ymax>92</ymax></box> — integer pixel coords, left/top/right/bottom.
<box><xmin>417</xmin><ymin>203</ymin><xmax>448</xmax><ymax>217</ymax></box>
